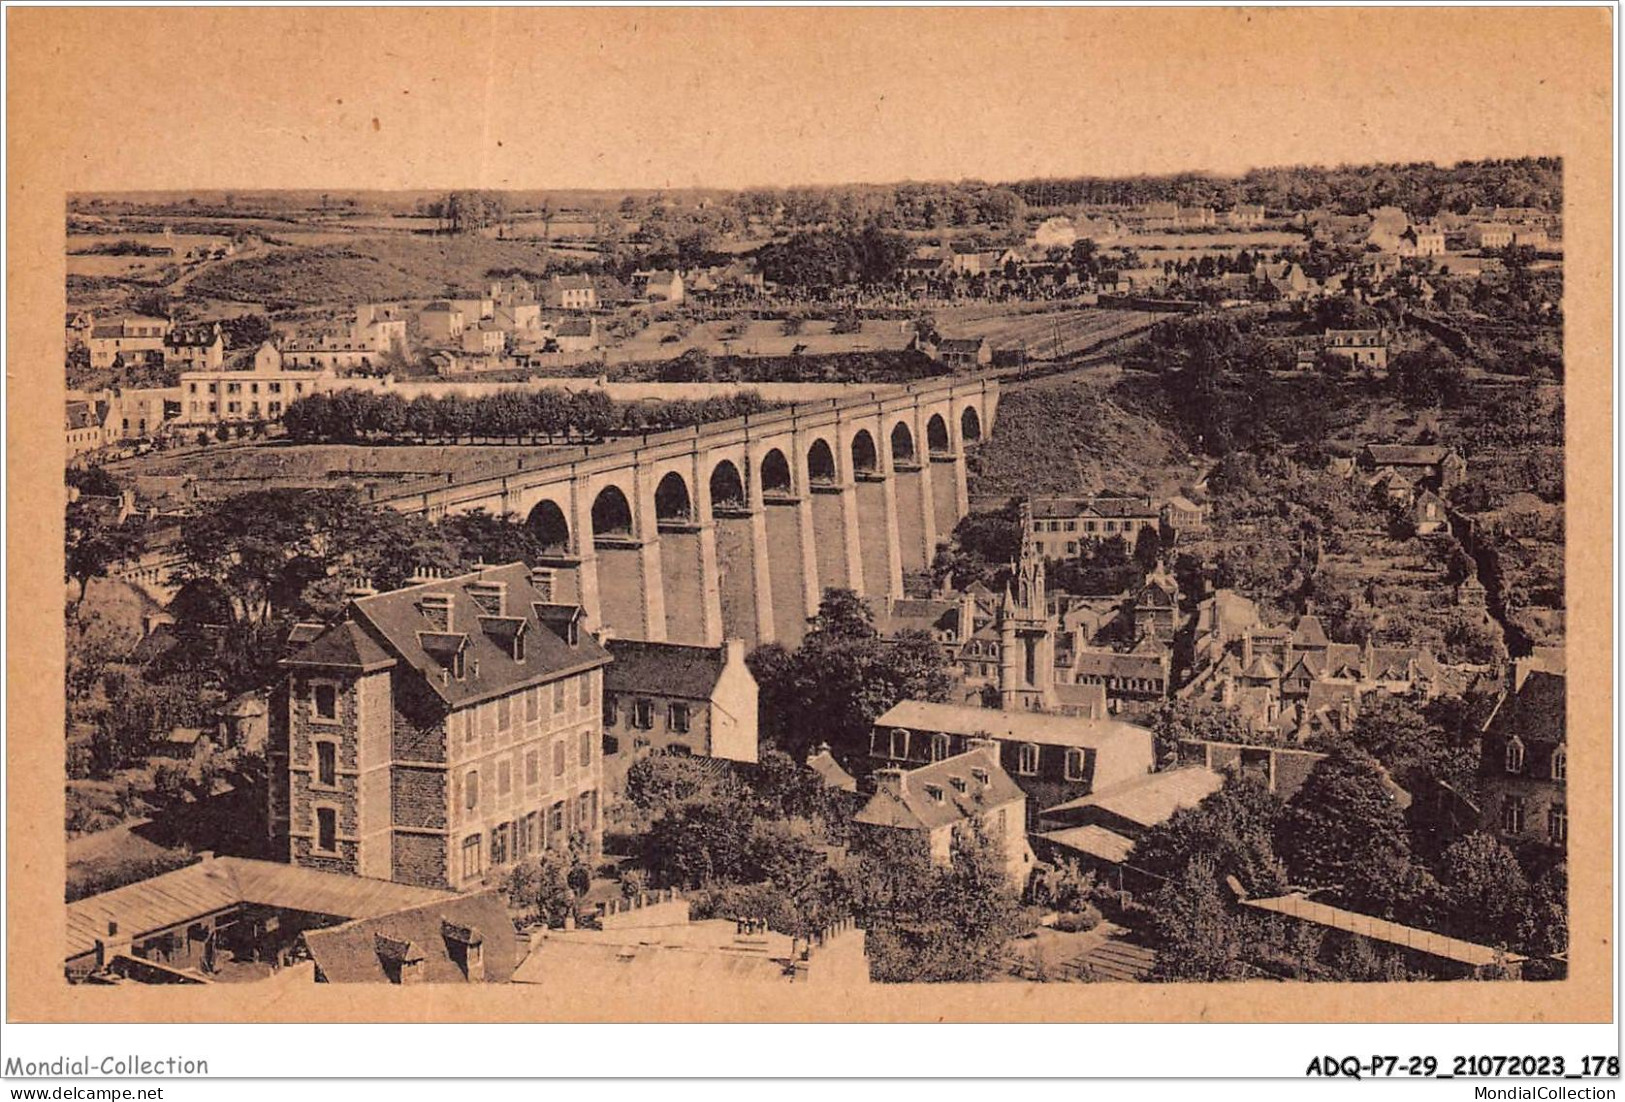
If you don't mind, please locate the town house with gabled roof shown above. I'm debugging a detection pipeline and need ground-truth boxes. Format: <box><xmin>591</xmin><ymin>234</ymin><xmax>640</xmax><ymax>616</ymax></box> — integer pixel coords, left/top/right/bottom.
<box><xmin>853</xmin><ymin>745</ymin><xmax>1034</xmax><ymax>885</ymax></box>
<box><xmin>275</xmin><ymin>563</ymin><xmax>611</xmax><ymax>891</ymax></box>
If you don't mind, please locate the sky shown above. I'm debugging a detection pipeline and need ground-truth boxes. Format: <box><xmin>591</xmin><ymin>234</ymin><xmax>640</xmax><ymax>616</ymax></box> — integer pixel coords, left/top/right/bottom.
<box><xmin>10</xmin><ymin>7</ymin><xmax>1606</xmax><ymax>192</ymax></box>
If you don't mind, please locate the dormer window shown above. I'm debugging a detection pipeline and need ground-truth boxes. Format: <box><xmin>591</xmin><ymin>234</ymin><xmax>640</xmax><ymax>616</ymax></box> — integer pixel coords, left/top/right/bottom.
<box><xmin>887</xmin><ymin>728</ymin><xmax>910</xmax><ymax>760</ymax></box>
<box><xmin>949</xmin><ymin>775</ymin><xmax>967</xmax><ymax>793</ymax></box>
<box><xmin>971</xmin><ymin>767</ymin><xmax>990</xmax><ymax>786</ymax></box>
<box><xmin>1017</xmin><ymin>743</ymin><xmax>1040</xmax><ymax>776</ymax></box>
<box><xmin>929</xmin><ymin>732</ymin><xmax>951</xmax><ymax>762</ymax></box>
<box><xmin>1065</xmin><ymin>747</ymin><xmax>1088</xmax><ymax>782</ymax></box>
<box><xmin>924</xmin><ymin>784</ymin><xmax>944</xmax><ymax>803</ymax></box>
<box><xmin>1505</xmin><ymin>736</ymin><xmax>1526</xmax><ymax>775</ymax></box>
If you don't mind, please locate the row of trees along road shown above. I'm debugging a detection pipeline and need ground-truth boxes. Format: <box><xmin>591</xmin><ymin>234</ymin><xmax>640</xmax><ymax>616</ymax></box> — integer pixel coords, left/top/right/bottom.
<box><xmin>280</xmin><ymin>387</ymin><xmax>774</xmax><ymax>445</ymax></box>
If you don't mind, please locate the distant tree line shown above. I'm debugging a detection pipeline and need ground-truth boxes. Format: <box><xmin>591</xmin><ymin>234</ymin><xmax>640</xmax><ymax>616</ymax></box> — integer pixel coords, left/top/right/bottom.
<box><xmin>1003</xmin><ymin>157</ymin><xmax>1563</xmax><ymax>218</ymax></box>
<box><xmin>279</xmin><ymin>387</ymin><xmax>774</xmax><ymax>445</ymax></box>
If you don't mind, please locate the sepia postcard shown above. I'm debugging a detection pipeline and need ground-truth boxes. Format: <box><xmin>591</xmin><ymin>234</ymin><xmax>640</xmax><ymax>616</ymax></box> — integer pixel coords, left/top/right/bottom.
<box><xmin>4</xmin><ymin>6</ymin><xmax>1614</xmax><ymax>1026</ymax></box>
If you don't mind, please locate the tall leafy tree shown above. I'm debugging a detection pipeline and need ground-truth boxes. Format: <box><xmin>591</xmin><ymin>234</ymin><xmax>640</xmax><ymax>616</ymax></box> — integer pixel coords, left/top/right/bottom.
<box><xmin>1275</xmin><ymin>748</ymin><xmax>1438</xmax><ymax>920</ymax></box>
<box><xmin>749</xmin><ymin>588</ymin><xmax>954</xmax><ymax>761</ymax></box>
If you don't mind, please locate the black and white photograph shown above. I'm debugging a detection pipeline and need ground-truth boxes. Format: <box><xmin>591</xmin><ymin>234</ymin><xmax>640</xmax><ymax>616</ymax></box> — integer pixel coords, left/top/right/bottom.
<box><xmin>5</xmin><ymin>4</ymin><xmax>1614</xmax><ymax>1067</ymax></box>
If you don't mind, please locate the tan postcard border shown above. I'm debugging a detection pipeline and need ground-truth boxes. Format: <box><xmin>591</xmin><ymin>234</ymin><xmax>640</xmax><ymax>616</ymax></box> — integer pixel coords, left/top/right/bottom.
<box><xmin>5</xmin><ymin>6</ymin><xmax>1613</xmax><ymax>1024</ymax></box>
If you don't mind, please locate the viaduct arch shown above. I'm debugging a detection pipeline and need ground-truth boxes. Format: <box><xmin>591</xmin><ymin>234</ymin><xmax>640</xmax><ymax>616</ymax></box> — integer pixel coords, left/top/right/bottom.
<box><xmin>376</xmin><ymin>376</ymin><xmax>998</xmax><ymax>649</ymax></box>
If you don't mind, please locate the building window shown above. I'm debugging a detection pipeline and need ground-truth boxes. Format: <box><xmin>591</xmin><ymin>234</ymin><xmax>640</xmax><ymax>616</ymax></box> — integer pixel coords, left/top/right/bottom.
<box><xmin>929</xmin><ymin>732</ymin><xmax>951</xmax><ymax>762</ymax></box>
<box><xmin>579</xmin><ymin>729</ymin><xmax>592</xmax><ymax>767</ymax></box>
<box><xmin>1548</xmin><ymin>805</ymin><xmax>1567</xmax><ymax>845</ymax></box>
<box><xmin>1505</xmin><ymin>737</ymin><xmax>1526</xmax><ymax>774</ymax></box>
<box><xmin>464</xmin><ymin>770</ymin><xmax>479</xmax><ymax>811</ymax></box>
<box><xmin>669</xmin><ymin>702</ymin><xmax>691</xmax><ymax>734</ymax></box>
<box><xmin>579</xmin><ymin>671</ymin><xmax>592</xmax><ymax>707</ymax></box>
<box><xmin>525</xmin><ymin>749</ymin><xmax>539</xmax><ymax>786</ymax></box>
<box><xmin>1018</xmin><ymin>743</ymin><xmax>1040</xmax><ymax>775</ymax></box>
<box><xmin>887</xmin><ymin>728</ymin><xmax>909</xmax><ymax>760</ymax></box>
<box><xmin>312</xmin><ymin>683</ymin><xmax>338</xmax><ymax>721</ymax></box>
<box><xmin>549</xmin><ymin>802</ymin><xmax>565</xmax><ymax>841</ymax></box>
<box><xmin>520</xmin><ymin>812</ymin><xmax>538</xmax><ymax>856</ymax></box>
<box><xmin>553</xmin><ymin>741</ymin><xmax>566</xmax><ymax>778</ymax></box>
<box><xmin>578</xmin><ymin>791</ymin><xmax>595</xmax><ymax>831</ymax></box>
<box><xmin>526</xmin><ymin>687</ymin><xmax>539</xmax><ymax>723</ymax></box>
<box><xmin>1501</xmin><ymin>796</ymin><xmax>1525</xmax><ymax>835</ymax></box>
<box><xmin>463</xmin><ymin>710</ymin><xmax>476</xmax><ymax>745</ymax></box>
<box><xmin>498</xmin><ymin>759</ymin><xmax>512</xmax><ymax>796</ymax></box>
<box><xmin>554</xmin><ymin>680</ymin><xmax>566</xmax><ymax>714</ymax></box>
<box><xmin>315</xmin><ymin>740</ymin><xmax>337</xmax><ymax>788</ymax></box>
<box><xmin>497</xmin><ymin>696</ymin><xmax>512</xmax><ymax>731</ymax></box>
<box><xmin>603</xmin><ymin>694</ymin><xmax>618</xmax><ymax>728</ymax></box>
<box><xmin>1551</xmin><ymin>747</ymin><xmax>1566</xmax><ymax>781</ymax></box>
<box><xmin>1064</xmin><ymin>748</ymin><xmax>1087</xmax><ymax>782</ymax></box>
<box><xmin>461</xmin><ymin>834</ymin><xmax>483</xmax><ymax>880</ymax></box>
<box><xmin>633</xmin><ymin>699</ymin><xmax>654</xmax><ymax>730</ymax></box>
<box><xmin>491</xmin><ymin>823</ymin><xmax>511</xmax><ymax>867</ymax></box>
<box><xmin>315</xmin><ymin>807</ymin><xmax>337</xmax><ymax>853</ymax></box>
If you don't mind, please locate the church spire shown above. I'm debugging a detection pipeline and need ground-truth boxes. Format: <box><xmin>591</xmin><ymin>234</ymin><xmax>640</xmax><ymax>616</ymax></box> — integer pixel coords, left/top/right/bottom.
<box><xmin>1015</xmin><ymin>499</ymin><xmax>1045</xmax><ymax>617</ymax></box>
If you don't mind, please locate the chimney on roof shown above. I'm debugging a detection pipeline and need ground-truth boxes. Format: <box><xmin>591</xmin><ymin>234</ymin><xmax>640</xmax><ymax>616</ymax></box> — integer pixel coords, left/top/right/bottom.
<box><xmin>872</xmin><ymin>767</ymin><xmax>905</xmax><ymax>796</ymax></box>
<box><xmin>529</xmin><ymin>567</ymin><xmax>556</xmax><ymax>601</ymax></box>
<box><xmin>468</xmin><ymin>580</ymin><xmax>506</xmax><ymax>617</ymax></box>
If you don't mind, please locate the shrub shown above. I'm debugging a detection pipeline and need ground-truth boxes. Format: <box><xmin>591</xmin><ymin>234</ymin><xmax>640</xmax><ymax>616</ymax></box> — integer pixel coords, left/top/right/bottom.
<box><xmin>1053</xmin><ymin>904</ymin><xmax>1103</xmax><ymax>934</ymax></box>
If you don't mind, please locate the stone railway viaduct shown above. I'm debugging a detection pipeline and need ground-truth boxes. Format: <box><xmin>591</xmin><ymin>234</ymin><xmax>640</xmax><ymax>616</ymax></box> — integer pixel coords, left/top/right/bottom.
<box><xmin>369</xmin><ymin>376</ymin><xmax>999</xmax><ymax>650</ymax></box>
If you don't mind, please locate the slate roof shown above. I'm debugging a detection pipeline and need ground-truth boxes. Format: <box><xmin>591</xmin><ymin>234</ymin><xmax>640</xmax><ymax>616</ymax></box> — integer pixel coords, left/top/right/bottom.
<box><xmin>291</xmin><ymin>616</ymin><xmax>398</xmax><ymax>672</ymax></box>
<box><xmin>1483</xmin><ymin>668</ymin><xmax>1566</xmax><ymax>745</ymax></box>
<box><xmin>1042</xmin><ymin>766</ymin><xmax>1224</xmax><ymax>830</ymax></box>
<box><xmin>287</xmin><ymin>564</ymin><xmax>609</xmax><ymax>708</ymax></box>
<box><xmin>807</xmin><ymin>748</ymin><xmax>857</xmax><ymax>792</ymax></box>
<box><xmin>66</xmin><ymin>401</ymin><xmax>104</xmax><ymax>431</ymax></box>
<box><xmin>1363</xmin><ymin>444</ymin><xmax>1455</xmax><ymax>467</ymax></box>
<box><xmin>1052</xmin><ymin>681</ymin><xmax>1109</xmax><ymax>718</ymax></box>
<box><xmin>167</xmin><ymin>325</ymin><xmax>222</xmax><ymax>347</ymax></box>
<box><xmin>1032</xmin><ymin>494</ymin><xmax>1157</xmax><ymax>520</ymax></box>
<box><xmin>1241</xmin><ymin>655</ymin><xmax>1281</xmax><ymax>680</ymax></box>
<box><xmin>853</xmin><ymin>747</ymin><xmax>1024</xmax><ymax>832</ymax></box>
<box><xmin>604</xmin><ymin>638</ymin><xmax>725</xmax><ymax>701</ymax></box>
<box><xmin>1291</xmin><ymin>615</ymin><xmax>1329</xmax><ymax>648</ymax></box>
<box><xmin>1241</xmin><ymin>894</ymin><xmax>1521</xmax><ymax>969</ymax></box>
<box><xmin>65</xmin><ymin>857</ymin><xmax>451</xmax><ymax>963</ymax></box>
<box><xmin>1072</xmin><ymin>648</ymin><xmax>1167</xmax><ymax>681</ymax></box>
<box><xmin>874</xmin><ymin>699</ymin><xmax>1151</xmax><ymax>751</ymax></box>
<box><xmin>1040</xmin><ymin>824</ymin><xmax>1135</xmax><ymax>864</ymax></box>
<box><xmin>302</xmin><ymin>890</ymin><xmax>520</xmax><ymax>984</ymax></box>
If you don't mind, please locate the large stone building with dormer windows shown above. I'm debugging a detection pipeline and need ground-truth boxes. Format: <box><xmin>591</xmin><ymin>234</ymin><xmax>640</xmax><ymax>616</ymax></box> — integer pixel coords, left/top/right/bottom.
<box><xmin>274</xmin><ymin>563</ymin><xmax>611</xmax><ymax>891</ymax></box>
<box><xmin>1478</xmin><ymin>661</ymin><xmax>1566</xmax><ymax>851</ymax></box>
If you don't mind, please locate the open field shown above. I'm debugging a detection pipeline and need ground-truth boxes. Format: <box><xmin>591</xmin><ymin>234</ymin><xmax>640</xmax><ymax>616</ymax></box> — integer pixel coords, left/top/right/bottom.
<box><xmin>184</xmin><ymin>236</ymin><xmax>562</xmax><ymax>307</ymax></box>
<box><xmin>949</xmin><ymin>307</ymin><xmax>1161</xmax><ymax>360</ymax></box>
